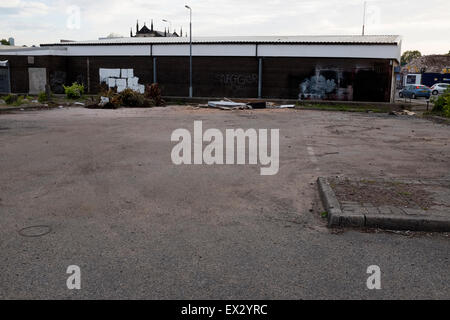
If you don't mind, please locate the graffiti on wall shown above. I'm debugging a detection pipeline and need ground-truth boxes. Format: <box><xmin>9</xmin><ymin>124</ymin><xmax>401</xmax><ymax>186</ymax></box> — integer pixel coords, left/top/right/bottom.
<box><xmin>50</xmin><ymin>71</ymin><xmax>66</xmax><ymax>94</ymax></box>
<box><xmin>299</xmin><ymin>67</ymin><xmax>354</xmax><ymax>101</ymax></box>
<box><xmin>215</xmin><ymin>73</ymin><xmax>257</xmax><ymax>91</ymax></box>
<box><xmin>299</xmin><ymin>75</ymin><xmax>336</xmax><ymax>100</ymax></box>
<box><xmin>99</xmin><ymin>68</ymin><xmax>145</xmax><ymax>93</ymax></box>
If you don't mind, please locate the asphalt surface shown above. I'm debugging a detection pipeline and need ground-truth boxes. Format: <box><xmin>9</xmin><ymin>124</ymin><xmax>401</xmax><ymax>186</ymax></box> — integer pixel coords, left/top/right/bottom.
<box><xmin>0</xmin><ymin>106</ymin><xmax>449</xmax><ymax>299</ymax></box>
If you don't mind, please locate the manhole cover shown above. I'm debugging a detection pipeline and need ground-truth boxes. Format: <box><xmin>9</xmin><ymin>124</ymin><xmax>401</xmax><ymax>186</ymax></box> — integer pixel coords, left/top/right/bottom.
<box><xmin>18</xmin><ymin>225</ymin><xmax>52</xmax><ymax>237</ymax></box>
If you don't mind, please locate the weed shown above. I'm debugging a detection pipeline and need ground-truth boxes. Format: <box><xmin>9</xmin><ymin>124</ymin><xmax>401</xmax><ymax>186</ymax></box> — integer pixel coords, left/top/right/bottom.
<box><xmin>63</xmin><ymin>82</ymin><xmax>84</xmax><ymax>99</ymax></box>
<box><xmin>38</xmin><ymin>91</ymin><xmax>50</xmax><ymax>103</ymax></box>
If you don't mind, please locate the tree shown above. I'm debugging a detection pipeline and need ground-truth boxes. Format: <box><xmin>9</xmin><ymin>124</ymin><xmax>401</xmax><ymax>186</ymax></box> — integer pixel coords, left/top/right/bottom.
<box><xmin>0</xmin><ymin>39</ymin><xmax>10</xmax><ymax>45</ymax></box>
<box><xmin>401</xmin><ymin>50</ymin><xmax>422</xmax><ymax>65</ymax></box>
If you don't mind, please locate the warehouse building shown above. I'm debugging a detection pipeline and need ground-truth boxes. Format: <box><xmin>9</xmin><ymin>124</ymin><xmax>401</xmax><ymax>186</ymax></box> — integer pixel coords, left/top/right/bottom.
<box><xmin>0</xmin><ymin>35</ymin><xmax>401</xmax><ymax>102</ymax></box>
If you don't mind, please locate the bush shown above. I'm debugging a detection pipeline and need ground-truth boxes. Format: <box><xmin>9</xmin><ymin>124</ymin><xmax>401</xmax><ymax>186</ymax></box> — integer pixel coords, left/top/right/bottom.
<box><xmin>63</xmin><ymin>82</ymin><xmax>84</xmax><ymax>99</ymax></box>
<box><xmin>431</xmin><ymin>87</ymin><xmax>450</xmax><ymax>117</ymax></box>
<box><xmin>38</xmin><ymin>91</ymin><xmax>50</xmax><ymax>103</ymax></box>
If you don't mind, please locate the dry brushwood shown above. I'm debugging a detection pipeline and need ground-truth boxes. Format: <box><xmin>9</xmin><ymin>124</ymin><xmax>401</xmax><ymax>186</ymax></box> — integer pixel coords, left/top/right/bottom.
<box><xmin>145</xmin><ymin>83</ymin><xmax>165</xmax><ymax>106</ymax></box>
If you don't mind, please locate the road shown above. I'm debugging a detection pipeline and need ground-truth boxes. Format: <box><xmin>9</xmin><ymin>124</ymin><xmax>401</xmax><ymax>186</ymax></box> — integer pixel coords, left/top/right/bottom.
<box><xmin>0</xmin><ymin>106</ymin><xmax>449</xmax><ymax>299</ymax></box>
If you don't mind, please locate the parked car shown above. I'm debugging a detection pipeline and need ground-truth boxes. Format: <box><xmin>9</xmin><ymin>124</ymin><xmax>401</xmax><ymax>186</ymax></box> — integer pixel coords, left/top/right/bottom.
<box><xmin>430</xmin><ymin>83</ymin><xmax>450</xmax><ymax>95</ymax></box>
<box><xmin>399</xmin><ymin>85</ymin><xmax>431</xmax><ymax>99</ymax></box>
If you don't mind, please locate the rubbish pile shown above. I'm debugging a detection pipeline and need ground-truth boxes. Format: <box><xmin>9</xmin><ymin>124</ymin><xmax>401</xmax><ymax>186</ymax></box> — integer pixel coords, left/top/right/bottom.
<box><xmin>208</xmin><ymin>100</ymin><xmax>248</xmax><ymax>110</ymax></box>
<box><xmin>205</xmin><ymin>98</ymin><xmax>295</xmax><ymax>110</ymax></box>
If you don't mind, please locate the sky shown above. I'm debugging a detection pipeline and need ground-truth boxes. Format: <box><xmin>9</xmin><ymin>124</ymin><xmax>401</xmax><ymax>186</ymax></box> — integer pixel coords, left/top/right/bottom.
<box><xmin>0</xmin><ymin>0</ymin><xmax>449</xmax><ymax>54</ymax></box>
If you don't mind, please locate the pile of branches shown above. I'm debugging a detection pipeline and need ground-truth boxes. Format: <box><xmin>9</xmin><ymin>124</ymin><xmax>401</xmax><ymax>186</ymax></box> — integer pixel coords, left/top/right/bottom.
<box><xmin>145</xmin><ymin>83</ymin><xmax>165</xmax><ymax>106</ymax></box>
<box><xmin>88</xmin><ymin>83</ymin><xmax>165</xmax><ymax>109</ymax></box>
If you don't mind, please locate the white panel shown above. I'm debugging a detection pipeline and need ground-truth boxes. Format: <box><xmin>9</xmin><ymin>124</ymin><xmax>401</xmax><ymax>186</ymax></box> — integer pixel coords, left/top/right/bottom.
<box><xmin>108</xmin><ymin>78</ymin><xmax>116</xmax><ymax>88</ymax></box>
<box><xmin>128</xmin><ymin>77</ymin><xmax>138</xmax><ymax>87</ymax></box>
<box><xmin>28</xmin><ymin>68</ymin><xmax>47</xmax><ymax>94</ymax></box>
<box><xmin>194</xmin><ymin>44</ymin><xmax>255</xmax><ymax>56</ymax></box>
<box><xmin>0</xmin><ymin>43</ymin><xmax>400</xmax><ymax>61</ymax></box>
<box><xmin>100</xmin><ymin>68</ymin><xmax>120</xmax><ymax>81</ymax></box>
<box><xmin>258</xmin><ymin>44</ymin><xmax>400</xmax><ymax>60</ymax></box>
<box><xmin>116</xmin><ymin>79</ymin><xmax>127</xmax><ymax>87</ymax></box>
<box><xmin>64</xmin><ymin>43</ymin><xmax>399</xmax><ymax>60</ymax></box>
<box><xmin>152</xmin><ymin>44</ymin><xmax>190</xmax><ymax>56</ymax></box>
<box><xmin>152</xmin><ymin>44</ymin><xmax>255</xmax><ymax>56</ymax></box>
<box><xmin>67</xmin><ymin>45</ymin><xmax>150</xmax><ymax>56</ymax></box>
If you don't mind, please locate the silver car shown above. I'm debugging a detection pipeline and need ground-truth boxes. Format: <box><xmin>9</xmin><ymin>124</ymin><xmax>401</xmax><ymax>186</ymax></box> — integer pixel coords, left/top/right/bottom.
<box><xmin>430</xmin><ymin>83</ymin><xmax>450</xmax><ymax>95</ymax></box>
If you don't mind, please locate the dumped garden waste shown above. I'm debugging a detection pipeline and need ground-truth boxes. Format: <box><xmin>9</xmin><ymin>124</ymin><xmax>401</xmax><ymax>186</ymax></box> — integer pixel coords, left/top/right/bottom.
<box><xmin>87</xmin><ymin>83</ymin><xmax>165</xmax><ymax>109</ymax></box>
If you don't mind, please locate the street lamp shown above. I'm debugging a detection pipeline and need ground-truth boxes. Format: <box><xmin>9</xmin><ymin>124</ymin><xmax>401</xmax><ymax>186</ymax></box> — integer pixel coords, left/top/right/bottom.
<box><xmin>185</xmin><ymin>5</ymin><xmax>192</xmax><ymax>98</ymax></box>
<box><xmin>162</xmin><ymin>19</ymin><xmax>172</xmax><ymax>34</ymax></box>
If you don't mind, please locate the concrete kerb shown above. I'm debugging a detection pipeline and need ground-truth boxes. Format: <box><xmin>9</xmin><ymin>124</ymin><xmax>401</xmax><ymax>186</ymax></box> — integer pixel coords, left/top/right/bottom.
<box><xmin>0</xmin><ymin>105</ymin><xmax>59</xmax><ymax>113</ymax></box>
<box><xmin>317</xmin><ymin>177</ymin><xmax>343</xmax><ymax>227</ymax></box>
<box><xmin>316</xmin><ymin>177</ymin><xmax>450</xmax><ymax>232</ymax></box>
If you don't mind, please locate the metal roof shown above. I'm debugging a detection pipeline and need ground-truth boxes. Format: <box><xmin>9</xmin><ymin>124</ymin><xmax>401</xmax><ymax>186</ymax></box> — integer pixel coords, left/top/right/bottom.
<box><xmin>0</xmin><ymin>45</ymin><xmax>27</xmax><ymax>50</ymax></box>
<box><xmin>41</xmin><ymin>35</ymin><xmax>401</xmax><ymax>47</ymax></box>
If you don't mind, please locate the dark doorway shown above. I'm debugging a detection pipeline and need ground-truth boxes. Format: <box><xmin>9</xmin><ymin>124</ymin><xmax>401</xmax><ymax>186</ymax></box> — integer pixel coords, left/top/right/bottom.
<box><xmin>0</xmin><ymin>66</ymin><xmax>11</xmax><ymax>94</ymax></box>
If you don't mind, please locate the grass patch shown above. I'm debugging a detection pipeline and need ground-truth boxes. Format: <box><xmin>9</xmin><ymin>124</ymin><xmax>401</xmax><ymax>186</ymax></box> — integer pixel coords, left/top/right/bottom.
<box><xmin>296</xmin><ymin>103</ymin><xmax>384</xmax><ymax>113</ymax></box>
<box><xmin>3</xmin><ymin>94</ymin><xmax>26</xmax><ymax>106</ymax></box>
<box><xmin>423</xmin><ymin>111</ymin><xmax>450</xmax><ymax>119</ymax></box>
<box><xmin>320</xmin><ymin>211</ymin><xmax>328</xmax><ymax>219</ymax></box>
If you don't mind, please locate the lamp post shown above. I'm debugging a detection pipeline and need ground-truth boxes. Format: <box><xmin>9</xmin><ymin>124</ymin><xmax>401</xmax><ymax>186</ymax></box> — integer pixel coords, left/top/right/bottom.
<box><xmin>362</xmin><ymin>1</ymin><xmax>366</xmax><ymax>36</ymax></box>
<box><xmin>185</xmin><ymin>5</ymin><xmax>192</xmax><ymax>98</ymax></box>
<box><xmin>162</xmin><ymin>19</ymin><xmax>172</xmax><ymax>34</ymax></box>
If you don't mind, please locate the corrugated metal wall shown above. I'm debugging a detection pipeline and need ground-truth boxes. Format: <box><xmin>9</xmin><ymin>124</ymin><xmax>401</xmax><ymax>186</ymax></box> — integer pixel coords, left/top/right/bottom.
<box><xmin>0</xmin><ymin>55</ymin><xmax>393</xmax><ymax>102</ymax></box>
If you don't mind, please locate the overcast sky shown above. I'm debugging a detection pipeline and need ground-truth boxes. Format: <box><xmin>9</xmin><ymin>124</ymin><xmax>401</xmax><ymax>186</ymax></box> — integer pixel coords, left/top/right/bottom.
<box><xmin>0</xmin><ymin>0</ymin><xmax>449</xmax><ymax>54</ymax></box>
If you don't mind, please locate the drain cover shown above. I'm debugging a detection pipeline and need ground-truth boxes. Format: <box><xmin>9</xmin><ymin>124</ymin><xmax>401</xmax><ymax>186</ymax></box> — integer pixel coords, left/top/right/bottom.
<box><xmin>18</xmin><ymin>225</ymin><xmax>52</xmax><ymax>237</ymax></box>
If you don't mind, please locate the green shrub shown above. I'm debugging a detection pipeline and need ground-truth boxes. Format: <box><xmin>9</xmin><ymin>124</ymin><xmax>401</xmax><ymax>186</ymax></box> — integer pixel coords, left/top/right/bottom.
<box><xmin>63</xmin><ymin>82</ymin><xmax>84</xmax><ymax>99</ymax></box>
<box><xmin>3</xmin><ymin>94</ymin><xmax>26</xmax><ymax>106</ymax></box>
<box><xmin>4</xmin><ymin>94</ymin><xmax>18</xmax><ymax>105</ymax></box>
<box><xmin>432</xmin><ymin>87</ymin><xmax>450</xmax><ymax>116</ymax></box>
<box><xmin>12</xmin><ymin>96</ymin><xmax>24</xmax><ymax>106</ymax></box>
<box><xmin>38</xmin><ymin>91</ymin><xmax>50</xmax><ymax>103</ymax></box>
